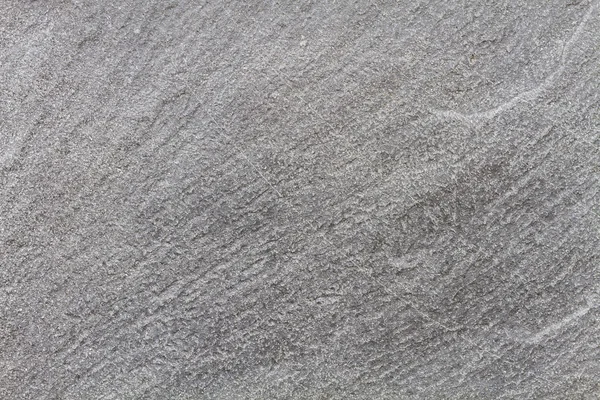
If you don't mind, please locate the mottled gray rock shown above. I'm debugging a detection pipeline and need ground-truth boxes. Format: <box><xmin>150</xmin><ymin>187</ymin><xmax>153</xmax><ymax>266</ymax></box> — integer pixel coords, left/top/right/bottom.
<box><xmin>1</xmin><ymin>0</ymin><xmax>599</xmax><ymax>399</ymax></box>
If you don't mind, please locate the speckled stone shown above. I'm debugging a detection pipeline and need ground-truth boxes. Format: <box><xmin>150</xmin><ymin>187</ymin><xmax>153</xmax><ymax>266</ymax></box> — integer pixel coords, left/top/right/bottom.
<box><xmin>1</xmin><ymin>1</ymin><xmax>599</xmax><ymax>399</ymax></box>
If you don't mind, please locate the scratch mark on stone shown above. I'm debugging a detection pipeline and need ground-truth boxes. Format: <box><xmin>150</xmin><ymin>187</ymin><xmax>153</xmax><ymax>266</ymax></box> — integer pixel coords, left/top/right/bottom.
<box><xmin>510</xmin><ymin>300</ymin><xmax>597</xmax><ymax>344</ymax></box>
<box><xmin>432</xmin><ymin>0</ymin><xmax>599</xmax><ymax>124</ymax></box>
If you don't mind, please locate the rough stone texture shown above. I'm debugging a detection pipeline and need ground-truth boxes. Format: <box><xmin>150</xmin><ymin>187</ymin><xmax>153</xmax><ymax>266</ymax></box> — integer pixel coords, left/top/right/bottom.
<box><xmin>1</xmin><ymin>0</ymin><xmax>599</xmax><ymax>399</ymax></box>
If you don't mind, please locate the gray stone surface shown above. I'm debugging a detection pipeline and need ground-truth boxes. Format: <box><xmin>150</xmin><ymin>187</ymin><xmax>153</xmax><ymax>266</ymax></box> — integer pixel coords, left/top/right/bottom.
<box><xmin>1</xmin><ymin>0</ymin><xmax>600</xmax><ymax>398</ymax></box>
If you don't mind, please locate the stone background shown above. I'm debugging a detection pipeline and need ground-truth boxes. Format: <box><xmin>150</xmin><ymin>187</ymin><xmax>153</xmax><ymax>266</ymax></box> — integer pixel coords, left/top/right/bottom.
<box><xmin>1</xmin><ymin>0</ymin><xmax>599</xmax><ymax>398</ymax></box>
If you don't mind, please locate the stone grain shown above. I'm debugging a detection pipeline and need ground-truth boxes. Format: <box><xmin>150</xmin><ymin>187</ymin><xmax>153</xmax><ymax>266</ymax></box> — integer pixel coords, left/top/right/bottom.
<box><xmin>1</xmin><ymin>0</ymin><xmax>599</xmax><ymax>399</ymax></box>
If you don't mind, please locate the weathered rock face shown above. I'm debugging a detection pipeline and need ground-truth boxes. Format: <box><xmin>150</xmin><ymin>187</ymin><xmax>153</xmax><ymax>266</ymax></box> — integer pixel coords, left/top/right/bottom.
<box><xmin>1</xmin><ymin>1</ymin><xmax>599</xmax><ymax>398</ymax></box>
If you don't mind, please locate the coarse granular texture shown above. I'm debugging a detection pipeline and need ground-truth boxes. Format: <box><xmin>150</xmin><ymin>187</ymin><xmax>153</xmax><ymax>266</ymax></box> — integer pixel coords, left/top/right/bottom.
<box><xmin>1</xmin><ymin>0</ymin><xmax>600</xmax><ymax>399</ymax></box>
